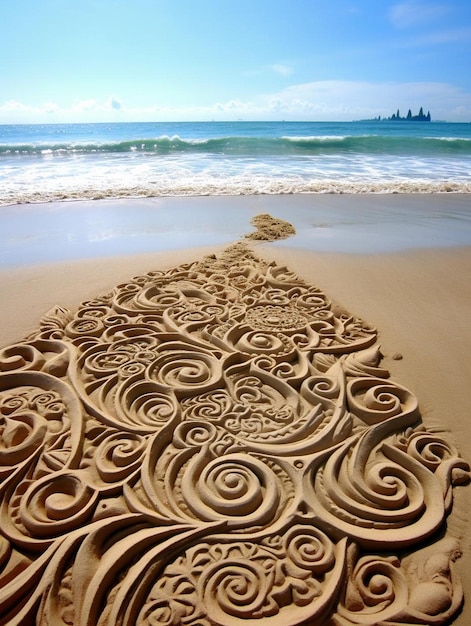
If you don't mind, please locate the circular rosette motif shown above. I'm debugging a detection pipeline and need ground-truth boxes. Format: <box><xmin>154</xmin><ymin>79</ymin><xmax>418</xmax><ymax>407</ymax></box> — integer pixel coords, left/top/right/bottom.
<box><xmin>165</xmin><ymin>302</ymin><xmax>228</xmax><ymax>330</ymax></box>
<box><xmin>83</xmin><ymin>349</ymin><xmax>133</xmax><ymax>378</ymax></box>
<box><xmin>245</xmin><ymin>305</ymin><xmax>309</xmax><ymax>334</ymax></box>
<box><xmin>65</xmin><ymin>316</ymin><xmax>105</xmax><ymax>339</ymax></box>
<box><xmin>79</xmin><ymin>336</ymin><xmax>159</xmax><ymax>380</ymax></box>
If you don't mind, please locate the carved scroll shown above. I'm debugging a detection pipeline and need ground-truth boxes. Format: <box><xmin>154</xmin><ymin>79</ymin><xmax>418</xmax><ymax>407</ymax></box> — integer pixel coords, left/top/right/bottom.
<box><xmin>0</xmin><ymin>243</ymin><xmax>468</xmax><ymax>625</ymax></box>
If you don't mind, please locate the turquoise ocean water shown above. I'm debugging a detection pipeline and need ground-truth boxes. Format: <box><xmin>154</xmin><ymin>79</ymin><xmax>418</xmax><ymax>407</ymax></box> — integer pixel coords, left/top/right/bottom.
<box><xmin>1</xmin><ymin>121</ymin><xmax>470</xmax><ymax>205</ymax></box>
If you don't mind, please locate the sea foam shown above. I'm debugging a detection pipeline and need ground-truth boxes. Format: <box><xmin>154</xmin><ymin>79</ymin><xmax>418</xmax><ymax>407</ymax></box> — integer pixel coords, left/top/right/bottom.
<box><xmin>1</xmin><ymin>121</ymin><xmax>471</xmax><ymax>205</ymax></box>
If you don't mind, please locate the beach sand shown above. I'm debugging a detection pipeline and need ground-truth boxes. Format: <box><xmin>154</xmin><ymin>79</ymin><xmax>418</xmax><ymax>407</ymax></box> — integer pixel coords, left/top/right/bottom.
<box><xmin>0</xmin><ymin>194</ymin><xmax>470</xmax><ymax>624</ymax></box>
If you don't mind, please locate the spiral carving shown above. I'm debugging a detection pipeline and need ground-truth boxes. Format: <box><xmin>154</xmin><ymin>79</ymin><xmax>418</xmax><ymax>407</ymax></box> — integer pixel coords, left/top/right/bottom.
<box><xmin>115</xmin><ymin>380</ymin><xmax>180</xmax><ymax>432</ymax></box>
<box><xmin>284</xmin><ymin>525</ymin><xmax>335</xmax><ymax>574</ymax></box>
<box><xmin>337</xmin><ymin>553</ymin><xmax>409</xmax><ymax>624</ymax></box>
<box><xmin>93</xmin><ymin>432</ymin><xmax>148</xmax><ymax>483</ymax></box>
<box><xmin>147</xmin><ymin>349</ymin><xmax>222</xmax><ymax>394</ymax></box>
<box><xmin>0</xmin><ymin>243</ymin><xmax>468</xmax><ymax>625</ymax></box>
<box><xmin>203</xmin><ymin>559</ymin><xmax>272</xmax><ymax>620</ymax></box>
<box><xmin>173</xmin><ymin>420</ymin><xmax>219</xmax><ymax>448</ymax></box>
<box><xmin>191</xmin><ymin>454</ymin><xmax>279</xmax><ymax>522</ymax></box>
<box><xmin>20</xmin><ymin>471</ymin><xmax>97</xmax><ymax>538</ymax></box>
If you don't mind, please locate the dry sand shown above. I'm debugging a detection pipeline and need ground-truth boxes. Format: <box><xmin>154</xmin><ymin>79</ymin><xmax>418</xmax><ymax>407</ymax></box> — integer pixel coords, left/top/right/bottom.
<box><xmin>0</xmin><ymin>195</ymin><xmax>470</xmax><ymax>625</ymax></box>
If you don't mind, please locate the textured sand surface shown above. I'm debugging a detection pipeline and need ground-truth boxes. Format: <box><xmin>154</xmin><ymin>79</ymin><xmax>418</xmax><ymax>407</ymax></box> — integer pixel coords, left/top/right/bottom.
<box><xmin>0</xmin><ymin>215</ymin><xmax>470</xmax><ymax>624</ymax></box>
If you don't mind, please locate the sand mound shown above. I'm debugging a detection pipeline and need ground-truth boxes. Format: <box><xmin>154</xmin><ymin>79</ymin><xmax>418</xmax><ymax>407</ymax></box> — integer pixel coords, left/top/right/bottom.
<box><xmin>245</xmin><ymin>212</ymin><xmax>296</xmax><ymax>241</ymax></box>
<box><xmin>0</xmin><ymin>243</ymin><xmax>468</xmax><ymax>625</ymax></box>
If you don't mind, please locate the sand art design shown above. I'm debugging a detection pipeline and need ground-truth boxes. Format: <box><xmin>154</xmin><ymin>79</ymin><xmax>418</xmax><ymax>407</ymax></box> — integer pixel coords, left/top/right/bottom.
<box><xmin>0</xmin><ymin>241</ymin><xmax>469</xmax><ymax>625</ymax></box>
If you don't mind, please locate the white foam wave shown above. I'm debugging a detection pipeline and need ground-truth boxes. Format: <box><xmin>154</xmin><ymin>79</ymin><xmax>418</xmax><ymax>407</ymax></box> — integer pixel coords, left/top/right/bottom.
<box><xmin>424</xmin><ymin>136</ymin><xmax>471</xmax><ymax>142</ymax></box>
<box><xmin>1</xmin><ymin>146</ymin><xmax>470</xmax><ymax>207</ymax></box>
<box><xmin>281</xmin><ymin>135</ymin><xmax>348</xmax><ymax>142</ymax></box>
<box><xmin>2</xmin><ymin>178</ymin><xmax>470</xmax><ymax>207</ymax></box>
<box><xmin>151</xmin><ymin>134</ymin><xmax>209</xmax><ymax>145</ymax></box>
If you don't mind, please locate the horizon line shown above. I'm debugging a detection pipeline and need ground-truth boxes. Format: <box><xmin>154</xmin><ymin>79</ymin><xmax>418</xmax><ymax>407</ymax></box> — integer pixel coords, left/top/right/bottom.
<box><xmin>0</xmin><ymin>118</ymin><xmax>465</xmax><ymax>126</ymax></box>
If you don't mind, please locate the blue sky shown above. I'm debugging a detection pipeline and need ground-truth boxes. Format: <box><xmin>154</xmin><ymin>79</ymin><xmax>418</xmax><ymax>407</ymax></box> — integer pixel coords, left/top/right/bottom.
<box><xmin>1</xmin><ymin>0</ymin><xmax>471</xmax><ymax>123</ymax></box>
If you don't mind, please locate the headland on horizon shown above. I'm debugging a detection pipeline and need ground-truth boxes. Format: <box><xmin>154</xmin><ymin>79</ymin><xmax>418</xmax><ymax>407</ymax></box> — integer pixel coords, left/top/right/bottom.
<box><xmin>360</xmin><ymin>107</ymin><xmax>431</xmax><ymax>122</ymax></box>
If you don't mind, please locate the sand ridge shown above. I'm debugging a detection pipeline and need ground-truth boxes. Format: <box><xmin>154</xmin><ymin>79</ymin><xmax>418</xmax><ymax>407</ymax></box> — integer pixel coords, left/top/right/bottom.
<box><xmin>0</xmin><ymin>232</ymin><xmax>468</xmax><ymax>625</ymax></box>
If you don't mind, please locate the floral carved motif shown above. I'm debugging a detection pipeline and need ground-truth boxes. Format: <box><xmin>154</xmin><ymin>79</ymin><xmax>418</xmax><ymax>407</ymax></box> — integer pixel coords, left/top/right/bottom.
<box><xmin>0</xmin><ymin>244</ymin><xmax>468</xmax><ymax>625</ymax></box>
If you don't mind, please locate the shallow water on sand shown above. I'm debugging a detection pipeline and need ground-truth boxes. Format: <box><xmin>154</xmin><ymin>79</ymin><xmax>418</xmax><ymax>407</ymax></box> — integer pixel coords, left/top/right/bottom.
<box><xmin>1</xmin><ymin>194</ymin><xmax>471</xmax><ymax>267</ymax></box>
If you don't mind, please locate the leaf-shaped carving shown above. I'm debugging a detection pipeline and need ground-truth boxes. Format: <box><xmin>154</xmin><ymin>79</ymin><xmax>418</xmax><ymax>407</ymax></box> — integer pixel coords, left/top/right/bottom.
<box><xmin>0</xmin><ymin>243</ymin><xmax>468</xmax><ymax>625</ymax></box>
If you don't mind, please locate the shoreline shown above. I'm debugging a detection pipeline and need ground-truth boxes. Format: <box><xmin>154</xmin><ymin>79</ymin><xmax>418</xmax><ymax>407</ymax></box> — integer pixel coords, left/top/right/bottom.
<box><xmin>1</xmin><ymin>194</ymin><xmax>471</xmax><ymax>624</ymax></box>
<box><xmin>2</xmin><ymin>188</ymin><xmax>470</xmax><ymax>211</ymax></box>
<box><xmin>2</xmin><ymin>186</ymin><xmax>471</xmax><ymax>210</ymax></box>
<box><xmin>1</xmin><ymin>193</ymin><xmax>471</xmax><ymax>268</ymax></box>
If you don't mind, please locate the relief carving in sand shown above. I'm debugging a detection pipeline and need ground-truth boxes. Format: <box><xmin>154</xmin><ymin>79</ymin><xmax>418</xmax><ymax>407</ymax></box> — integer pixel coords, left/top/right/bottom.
<box><xmin>0</xmin><ymin>238</ymin><xmax>469</xmax><ymax>625</ymax></box>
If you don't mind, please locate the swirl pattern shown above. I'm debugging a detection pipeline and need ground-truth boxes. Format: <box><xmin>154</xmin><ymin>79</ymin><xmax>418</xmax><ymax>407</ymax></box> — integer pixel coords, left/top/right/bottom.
<box><xmin>0</xmin><ymin>242</ymin><xmax>468</xmax><ymax>625</ymax></box>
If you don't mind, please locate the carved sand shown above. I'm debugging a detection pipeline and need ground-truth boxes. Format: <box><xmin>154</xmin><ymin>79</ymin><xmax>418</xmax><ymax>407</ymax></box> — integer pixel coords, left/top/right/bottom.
<box><xmin>0</xmin><ymin>237</ymin><xmax>469</xmax><ymax>625</ymax></box>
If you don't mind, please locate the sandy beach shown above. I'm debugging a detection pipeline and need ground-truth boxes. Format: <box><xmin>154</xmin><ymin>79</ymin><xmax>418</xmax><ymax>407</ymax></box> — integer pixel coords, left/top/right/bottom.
<box><xmin>1</xmin><ymin>193</ymin><xmax>470</xmax><ymax>625</ymax></box>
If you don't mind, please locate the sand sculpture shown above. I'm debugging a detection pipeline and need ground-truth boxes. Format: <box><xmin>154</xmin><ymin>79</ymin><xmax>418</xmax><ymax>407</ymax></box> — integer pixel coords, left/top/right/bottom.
<box><xmin>0</xmin><ymin>222</ymin><xmax>469</xmax><ymax>624</ymax></box>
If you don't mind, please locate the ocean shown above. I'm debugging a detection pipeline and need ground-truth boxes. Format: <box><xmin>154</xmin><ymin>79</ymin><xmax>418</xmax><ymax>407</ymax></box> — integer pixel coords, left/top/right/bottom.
<box><xmin>1</xmin><ymin>120</ymin><xmax>470</xmax><ymax>205</ymax></box>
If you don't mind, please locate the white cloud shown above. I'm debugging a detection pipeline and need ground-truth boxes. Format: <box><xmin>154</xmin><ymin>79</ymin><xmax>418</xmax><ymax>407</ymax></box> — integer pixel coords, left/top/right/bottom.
<box><xmin>0</xmin><ymin>97</ymin><xmax>129</xmax><ymax>123</ymax></box>
<box><xmin>0</xmin><ymin>99</ymin><xmax>63</xmax><ymax>117</ymax></box>
<box><xmin>73</xmin><ymin>99</ymin><xmax>99</xmax><ymax>112</ymax></box>
<box><xmin>71</xmin><ymin>97</ymin><xmax>125</xmax><ymax>113</ymax></box>
<box><xmin>389</xmin><ymin>2</ymin><xmax>449</xmax><ymax>28</ymax></box>
<box><xmin>0</xmin><ymin>100</ymin><xmax>34</xmax><ymax>113</ymax></box>
<box><xmin>201</xmin><ymin>80</ymin><xmax>471</xmax><ymax>121</ymax></box>
<box><xmin>248</xmin><ymin>80</ymin><xmax>471</xmax><ymax>121</ymax></box>
<box><xmin>1</xmin><ymin>81</ymin><xmax>470</xmax><ymax>122</ymax></box>
<box><xmin>43</xmin><ymin>102</ymin><xmax>60</xmax><ymax>114</ymax></box>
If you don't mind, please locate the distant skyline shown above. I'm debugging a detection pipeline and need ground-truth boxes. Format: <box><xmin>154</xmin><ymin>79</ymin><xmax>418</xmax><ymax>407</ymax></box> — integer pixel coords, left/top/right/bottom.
<box><xmin>1</xmin><ymin>0</ymin><xmax>471</xmax><ymax>123</ymax></box>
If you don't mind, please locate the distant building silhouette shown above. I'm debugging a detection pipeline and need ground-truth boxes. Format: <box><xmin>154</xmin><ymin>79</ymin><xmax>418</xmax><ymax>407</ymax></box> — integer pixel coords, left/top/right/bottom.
<box><xmin>360</xmin><ymin>108</ymin><xmax>431</xmax><ymax>122</ymax></box>
<box><xmin>387</xmin><ymin>107</ymin><xmax>431</xmax><ymax>122</ymax></box>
